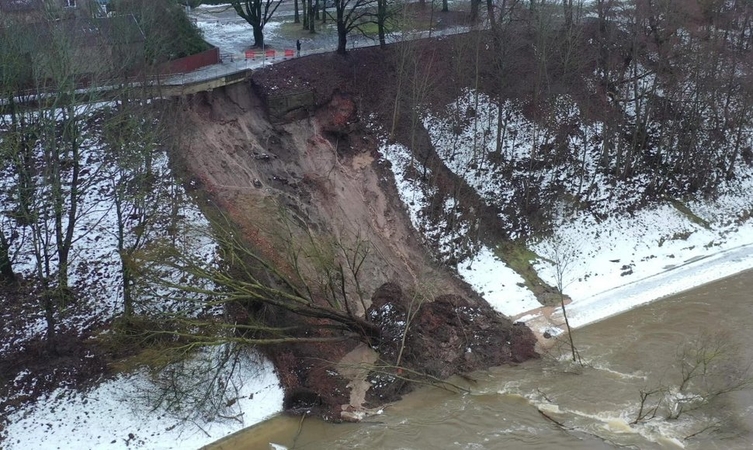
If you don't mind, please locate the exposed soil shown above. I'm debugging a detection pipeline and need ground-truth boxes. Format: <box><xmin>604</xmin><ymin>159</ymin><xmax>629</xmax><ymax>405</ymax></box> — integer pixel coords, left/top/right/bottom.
<box><xmin>365</xmin><ymin>282</ymin><xmax>537</xmax><ymax>405</ymax></box>
<box><xmin>167</xmin><ymin>36</ymin><xmax>540</xmax><ymax>420</ymax></box>
<box><xmin>0</xmin><ymin>29</ymin><xmax>543</xmax><ymax>431</ymax></box>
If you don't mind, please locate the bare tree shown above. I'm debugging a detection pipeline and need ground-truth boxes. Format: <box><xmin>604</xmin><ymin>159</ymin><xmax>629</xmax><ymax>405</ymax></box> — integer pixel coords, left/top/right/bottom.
<box><xmin>632</xmin><ymin>330</ymin><xmax>753</xmax><ymax>439</ymax></box>
<box><xmin>0</xmin><ymin>11</ymin><xmax>113</xmax><ymax>346</ymax></box>
<box><xmin>540</xmin><ymin>232</ymin><xmax>582</xmax><ymax>365</ymax></box>
<box><xmin>329</xmin><ymin>0</ymin><xmax>377</xmax><ymax>54</ymax></box>
<box><xmin>1</xmin><ymin>4</ymin><xmax>204</xmax><ymax>342</ymax></box>
<box><xmin>302</xmin><ymin>0</ymin><xmax>309</xmax><ymax>28</ymax></box>
<box><xmin>229</xmin><ymin>0</ymin><xmax>285</xmax><ymax>48</ymax></box>
<box><xmin>308</xmin><ymin>0</ymin><xmax>319</xmax><ymax>33</ymax></box>
<box><xmin>376</xmin><ymin>0</ymin><xmax>392</xmax><ymax>48</ymax></box>
<box><xmin>0</xmin><ymin>19</ymin><xmax>28</xmax><ymax>287</ymax></box>
<box><xmin>101</xmin><ymin>100</ymin><xmax>174</xmax><ymax>318</ymax></box>
<box><xmin>0</xmin><ymin>226</ymin><xmax>15</xmax><ymax>285</ymax></box>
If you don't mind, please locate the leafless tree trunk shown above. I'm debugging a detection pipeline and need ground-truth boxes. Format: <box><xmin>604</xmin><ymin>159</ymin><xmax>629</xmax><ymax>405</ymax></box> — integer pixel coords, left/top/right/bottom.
<box><xmin>330</xmin><ymin>0</ymin><xmax>377</xmax><ymax>54</ymax></box>
<box><xmin>229</xmin><ymin>0</ymin><xmax>285</xmax><ymax>47</ymax></box>
<box><xmin>541</xmin><ymin>233</ymin><xmax>582</xmax><ymax>365</ymax></box>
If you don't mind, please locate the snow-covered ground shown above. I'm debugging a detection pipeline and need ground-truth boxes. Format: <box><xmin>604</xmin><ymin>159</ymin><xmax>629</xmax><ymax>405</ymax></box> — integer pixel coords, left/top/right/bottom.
<box><xmin>524</xmin><ymin>197</ymin><xmax>753</xmax><ymax>332</ymax></box>
<box><xmin>2</xmin><ymin>351</ymin><xmax>282</xmax><ymax>450</ymax></box>
<box><xmin>190</xmin><ymin>3</ymin><xmax>471</xmax><ymax>61</ymax></box>
<box><xmin>0</xmin><ymin>106</ymin><xmax>285</xmax><ymax>450</ymax></box>
<box><xmin>379</xmin><ymin>89</ymin><xmax>753</xmax><ymax>339</ymax></box>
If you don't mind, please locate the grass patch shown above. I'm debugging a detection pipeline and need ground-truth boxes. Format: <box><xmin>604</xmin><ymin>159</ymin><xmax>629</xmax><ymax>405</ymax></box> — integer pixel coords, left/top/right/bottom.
<box><xmin>278</xmin><ymin>21</ymin><xmax>339</xmax><ymax>40</ymax></box>
<box><xmin>658</xmin><ymin>230</ymin><xmax>694</xmax><ymax>247</ymax></box>
<box><xmin>668</xmin><ymin>198</ymin><xmax>711</xmax><ymax>229</ymax></box>
<box><xmin>496</xmin><ymin>241</ymin><xmax>538</xmax><ymax>277</ymax></box>
<box><xmin>274</xmin><ymin>9</ymin><xmax>443</xmax><ymax>42</ymax></box>
<box><xmin>494</xmin><ymin>240</ymin><xmax>558</xmax><ymax>306</ymax></box>
<box><xmin>356</xmin><ymin>21</ymin><xmax>381</xmax><ymax>35</ymax></box>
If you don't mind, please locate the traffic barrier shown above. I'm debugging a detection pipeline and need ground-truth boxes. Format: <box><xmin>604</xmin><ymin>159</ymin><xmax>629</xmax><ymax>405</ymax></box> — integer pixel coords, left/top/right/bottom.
<box><xmin>238</xmin><ymin>49</ymin><xmax>298</xmax><ymax>62</ymax></box>
<box><xmin>161</xmin><ymin>46</ymin><xmax>220</xmax><ymax>74</ymax></box>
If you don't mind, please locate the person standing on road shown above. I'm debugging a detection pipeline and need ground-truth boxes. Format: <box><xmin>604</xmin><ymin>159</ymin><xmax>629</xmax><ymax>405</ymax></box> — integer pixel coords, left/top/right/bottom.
<box><xmin>296</xmin><ymin>39</ymin><xmax>301</xmax><ymax>57</ymax></box>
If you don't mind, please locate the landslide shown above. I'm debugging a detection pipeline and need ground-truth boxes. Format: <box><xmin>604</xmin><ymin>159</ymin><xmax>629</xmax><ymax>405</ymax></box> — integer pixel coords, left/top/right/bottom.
<box><xmin>166</xmin><ymin>41</ymin><xmax>538</xmax><ymax>421</ymax></box>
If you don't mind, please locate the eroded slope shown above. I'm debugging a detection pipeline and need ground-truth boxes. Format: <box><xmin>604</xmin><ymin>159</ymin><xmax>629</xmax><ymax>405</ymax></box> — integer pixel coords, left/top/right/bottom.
<box><xmin>169</xmin><ymin>79</ymin><xmax>536</xmax><ymax>420</ymax></box>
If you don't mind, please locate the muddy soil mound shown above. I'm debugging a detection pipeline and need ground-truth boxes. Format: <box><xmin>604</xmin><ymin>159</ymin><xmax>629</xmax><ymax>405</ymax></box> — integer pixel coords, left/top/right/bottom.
<box><xmin>265</xmin><ymin>281</ymin><xmax>537</xmax><ymax>420</ymax></box>
<box><xmin>366</xmin><ymin>282</ymin><xmax>537</xmax><ymax>404</ymax></box>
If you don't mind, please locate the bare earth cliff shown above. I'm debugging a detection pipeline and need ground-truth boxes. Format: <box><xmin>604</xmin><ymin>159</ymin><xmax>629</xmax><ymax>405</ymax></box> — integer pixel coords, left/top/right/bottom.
<box><xmin>168</xmin><ymin>49</ymin><xmax>538</xmax><ymax>420</ymax></box>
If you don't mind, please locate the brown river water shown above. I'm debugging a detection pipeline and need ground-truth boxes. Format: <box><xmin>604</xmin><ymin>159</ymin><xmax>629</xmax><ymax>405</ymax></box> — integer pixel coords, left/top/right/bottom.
<box><xmin>209</xmin><ymin>271</ymin><xmax>753</xmax><ymax>450</ymax></box>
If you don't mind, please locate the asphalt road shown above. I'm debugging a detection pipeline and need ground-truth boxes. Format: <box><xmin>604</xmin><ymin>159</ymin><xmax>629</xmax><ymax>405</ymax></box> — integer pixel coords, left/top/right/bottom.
<box><xmin>190</xmin><ymin>1</ymin><xmax>472</xmax><ymax>57</ymax></box>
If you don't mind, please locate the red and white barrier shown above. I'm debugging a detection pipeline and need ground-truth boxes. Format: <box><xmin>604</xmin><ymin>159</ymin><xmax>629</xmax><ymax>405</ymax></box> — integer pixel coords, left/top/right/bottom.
<box><xmin>227</xmin><ymin>49</ymin><xmax>298</xmax><ymax>63</ymax></box>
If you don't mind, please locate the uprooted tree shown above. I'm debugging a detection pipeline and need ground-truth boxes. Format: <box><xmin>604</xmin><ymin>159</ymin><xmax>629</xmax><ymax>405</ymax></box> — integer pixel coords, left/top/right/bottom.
<box><xmin>132</xmin><ymin>214</ymin><xmax>383</xmax><ymax>350</ymax></box>
<box><xmin>120</xmin><ymin>215</ymin><xmax>388</xmax><ymax>422</ymax></box>
<box><xmin>118</xmin><ymin>206</ymin><xmax>537</xmax><ymax>421</ymax></box>
<box><xmin>632</xmin><ymin>330</ymin><xmax>753</xmax><ymax>437</ymax></box>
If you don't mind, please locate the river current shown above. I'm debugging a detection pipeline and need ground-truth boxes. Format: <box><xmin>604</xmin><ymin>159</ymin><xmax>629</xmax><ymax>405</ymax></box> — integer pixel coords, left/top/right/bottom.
<box><xmin>209</xmin><ymin>271</ymin><xmax>753</xmax><ymax>449</ymax></box>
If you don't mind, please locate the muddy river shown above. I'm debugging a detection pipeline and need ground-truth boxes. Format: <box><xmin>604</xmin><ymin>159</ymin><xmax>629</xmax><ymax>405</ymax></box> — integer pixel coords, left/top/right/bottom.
<box><xmin>209</xmin><ymin>271</ymin><xmax>753</xmax><ymax>449</ymax></box>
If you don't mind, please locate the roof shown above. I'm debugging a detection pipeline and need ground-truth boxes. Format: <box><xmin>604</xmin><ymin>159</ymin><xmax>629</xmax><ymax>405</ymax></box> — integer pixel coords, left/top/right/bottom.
<box><xmin>15</xmin><ymin>14</ymin><xmax>145</xmax><ymax>51</ymax></box>
<box><xmin>0</xmin><ymin>0</ymin><xmax>43</xmax><ymax>12</ymax></box>
<box><xmin>96</xmin><ymin>14</ymin><xmax>145</xmax><ymax>45</ymax></box>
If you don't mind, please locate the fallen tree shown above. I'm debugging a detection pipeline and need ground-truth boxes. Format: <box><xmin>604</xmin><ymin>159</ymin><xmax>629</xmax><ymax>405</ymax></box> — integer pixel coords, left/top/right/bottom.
<box><xmin>126</xmin><ymin>210</ymin><xmax>538</xmax><ymax>420</ymax></box>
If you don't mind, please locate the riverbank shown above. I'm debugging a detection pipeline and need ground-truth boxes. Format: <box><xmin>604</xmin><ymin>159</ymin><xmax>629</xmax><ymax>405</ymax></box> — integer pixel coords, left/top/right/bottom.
<box><xmin>6</xmin><ymin>103</ymin><xmax>752</xmax><ymax>450</ymax></box>
<box><xmin>1</xmin><ymin>350</ymin><xmax>284</xmax><ymax>450</ymax></box>
<box><xmin>524</xmin><ymin>182</ymin><xmax>753</xmax><ymax>340</ymax></box>
<box><xmin>381</xmin><ymin>99</ymin><xmax>753</xmax><ymax>345</ymax></box>
<box><xmin>386</xmin><ymin>157</ymin><xmax>753</xmax><ymax>351</ymax></box>
<box><xmin>461</xmin><ymin>175</ymin><xmax>753</xmax><ymax>343</ymax></box>
<box><xmin>377</xmin><ymin>80</ymin><xmax>753</xmax><ymax>348</ymax></box>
